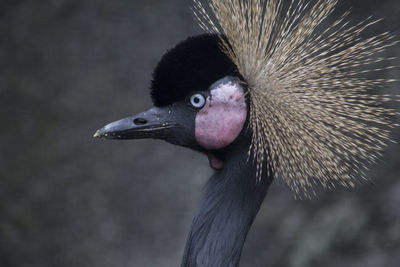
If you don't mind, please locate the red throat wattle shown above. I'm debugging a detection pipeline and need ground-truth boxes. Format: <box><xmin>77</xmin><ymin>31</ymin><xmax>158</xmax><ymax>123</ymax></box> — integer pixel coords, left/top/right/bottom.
<box><xmin>207</xmin><ymin>153</ymin><xmax>225</xmax><ymax>170</ymax></box>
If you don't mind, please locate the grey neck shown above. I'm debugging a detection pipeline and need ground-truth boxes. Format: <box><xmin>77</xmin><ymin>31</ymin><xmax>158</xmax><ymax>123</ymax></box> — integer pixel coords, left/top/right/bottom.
<box><xmin>181</xmin><ymin>143</ymin><xmax>273</xmax><ymax>267</ymax></box>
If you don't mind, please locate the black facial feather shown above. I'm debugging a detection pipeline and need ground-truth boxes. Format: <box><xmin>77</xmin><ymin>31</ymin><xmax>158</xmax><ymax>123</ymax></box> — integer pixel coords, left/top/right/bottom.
<box><xmin>150</xmin><ymin>34</ymin><xmax>238</xmax><ymax>107</ymax></box>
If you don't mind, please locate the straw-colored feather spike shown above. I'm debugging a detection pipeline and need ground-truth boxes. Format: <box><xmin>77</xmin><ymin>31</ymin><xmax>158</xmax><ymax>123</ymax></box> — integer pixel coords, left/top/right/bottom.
<box><xmin>192</xmin><ymin>0</ymin><xmax>399</xmax><ymax>196</ymax></box>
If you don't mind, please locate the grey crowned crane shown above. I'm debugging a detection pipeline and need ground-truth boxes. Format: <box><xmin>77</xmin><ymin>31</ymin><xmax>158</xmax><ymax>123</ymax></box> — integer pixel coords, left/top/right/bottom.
<box><xmin>94</xmin><ymin>0</ymin><xmax>398</xmax><ymax>266</ymax></box>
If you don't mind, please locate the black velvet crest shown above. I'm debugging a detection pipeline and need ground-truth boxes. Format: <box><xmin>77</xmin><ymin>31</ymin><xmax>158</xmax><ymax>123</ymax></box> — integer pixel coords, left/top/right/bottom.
<box><xmin>150</xmin><ymin>34</ymin><xmax>238</xmax><ymax>107</ymax></box>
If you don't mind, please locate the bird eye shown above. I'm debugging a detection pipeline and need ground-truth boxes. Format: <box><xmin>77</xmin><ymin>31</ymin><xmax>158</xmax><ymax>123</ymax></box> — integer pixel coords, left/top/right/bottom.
<box><xmin>189</xmin><ymin>93</ymin><xmax>206</xmax><ymax>109</ymax></box>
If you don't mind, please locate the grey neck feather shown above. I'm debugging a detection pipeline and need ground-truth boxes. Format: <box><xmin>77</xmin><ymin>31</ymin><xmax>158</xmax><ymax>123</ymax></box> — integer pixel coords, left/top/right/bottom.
<box><xmin>181</xmin><ymin>141</ymin><xmax>273</xmax><ymax>267</ymax></box>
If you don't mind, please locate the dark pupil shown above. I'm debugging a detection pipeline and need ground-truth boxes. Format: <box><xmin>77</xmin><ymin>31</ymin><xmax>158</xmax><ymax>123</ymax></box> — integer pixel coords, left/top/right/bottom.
<box><xmin>193</xmin><ymin>97</ymin><xmax>200</xmax><ymax>104</ymax></box>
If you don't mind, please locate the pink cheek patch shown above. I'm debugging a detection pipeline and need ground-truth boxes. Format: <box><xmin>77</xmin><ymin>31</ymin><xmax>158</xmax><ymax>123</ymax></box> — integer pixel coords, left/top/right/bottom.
<box><xmin>195</xmin><ymin>81</ymin><xmax>247</xmax><ymax>150</ymax></box>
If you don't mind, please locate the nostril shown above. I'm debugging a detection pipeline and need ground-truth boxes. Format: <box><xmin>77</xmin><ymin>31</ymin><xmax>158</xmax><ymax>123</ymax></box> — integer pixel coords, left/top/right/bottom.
<box><xmin>134</xmin><ymin>118</ymin><xmax>147</xmax><ymax>125</ymax></box>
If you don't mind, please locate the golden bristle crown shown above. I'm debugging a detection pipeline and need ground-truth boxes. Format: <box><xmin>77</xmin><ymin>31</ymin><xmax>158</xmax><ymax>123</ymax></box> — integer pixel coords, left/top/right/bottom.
<box><xmin>192</xmin><ymin>0</ymin><xmax>399</xmax><ymax>196</ymax></box>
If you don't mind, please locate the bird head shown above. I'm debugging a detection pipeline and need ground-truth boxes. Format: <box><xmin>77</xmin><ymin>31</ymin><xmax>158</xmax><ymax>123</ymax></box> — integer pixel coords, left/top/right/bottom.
<box><xmin>94</xmin><ymin>35</ymin><xmax>248</xmax><ymax>170</ymax></box>
<box><xmin>94</xmin><ymin>0</ymin><xmax>398</xmax><ymax>196</ymax></box>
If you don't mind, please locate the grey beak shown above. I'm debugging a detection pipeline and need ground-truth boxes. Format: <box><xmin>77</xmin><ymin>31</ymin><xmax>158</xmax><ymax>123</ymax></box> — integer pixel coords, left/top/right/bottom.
<box><xmin>93</xmin><ymin>107</ymin><xmax>181</xmax><ymax>140</ymax></box>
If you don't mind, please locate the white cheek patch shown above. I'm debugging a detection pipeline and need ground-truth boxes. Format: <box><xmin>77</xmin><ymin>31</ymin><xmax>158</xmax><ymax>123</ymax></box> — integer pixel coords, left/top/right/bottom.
<box><xmin>195</xmin><ymin>81</ymin><xmax>247</xmax><ymax>150</ymax></box>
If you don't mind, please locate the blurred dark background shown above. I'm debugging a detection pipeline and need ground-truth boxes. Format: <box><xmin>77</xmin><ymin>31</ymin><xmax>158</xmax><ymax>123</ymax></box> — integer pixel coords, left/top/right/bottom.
<box><xmin>0</xmin><ymin>0</ymin><xmax>399</xmax><ymax>266</ymax></box>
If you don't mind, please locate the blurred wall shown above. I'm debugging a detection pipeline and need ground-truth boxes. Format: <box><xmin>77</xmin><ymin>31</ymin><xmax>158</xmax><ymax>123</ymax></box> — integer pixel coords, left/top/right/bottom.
<box><xmin>0</xmin><ymin>0</ymin><xmax>399</xmax><ymax>266</ymax></box>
